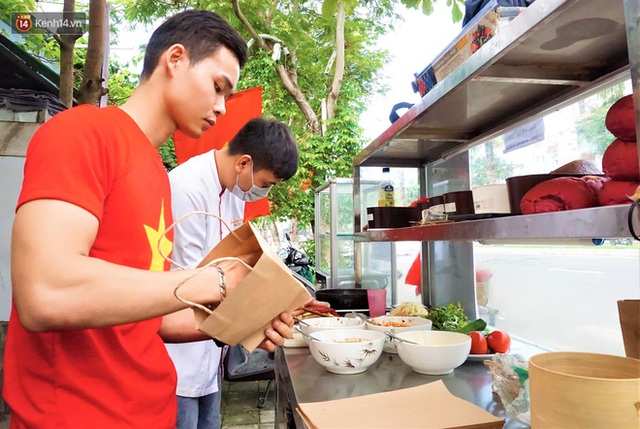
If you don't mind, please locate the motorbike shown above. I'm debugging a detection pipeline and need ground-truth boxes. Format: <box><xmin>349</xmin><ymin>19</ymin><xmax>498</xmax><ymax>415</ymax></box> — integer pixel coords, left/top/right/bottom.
<box><xmin>281</xmin><ymin>232</ymin><xmax>315</xmax><ymax>292</ymax></box>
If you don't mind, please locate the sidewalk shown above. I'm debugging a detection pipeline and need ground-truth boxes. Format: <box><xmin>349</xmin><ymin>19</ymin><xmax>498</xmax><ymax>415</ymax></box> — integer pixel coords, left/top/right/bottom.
<box><xmin>221</xmin><ymin>379</ymin><xmax>275</xmax><ymax>429</ymax></box>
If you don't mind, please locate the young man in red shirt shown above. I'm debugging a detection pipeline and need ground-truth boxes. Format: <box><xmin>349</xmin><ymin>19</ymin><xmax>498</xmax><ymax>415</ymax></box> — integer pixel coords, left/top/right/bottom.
<box><xmin>4</xmin><ymin>10</ymin><xmax>295</xmax><ymax>428</ymax></box>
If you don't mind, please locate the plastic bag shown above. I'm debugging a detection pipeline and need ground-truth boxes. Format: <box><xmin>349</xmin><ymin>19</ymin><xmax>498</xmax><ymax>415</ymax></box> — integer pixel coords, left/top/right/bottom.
<box><xmin>484</xmin><ymin>353</ymin><xmax>530</xmax><ymax>425</ymax></box>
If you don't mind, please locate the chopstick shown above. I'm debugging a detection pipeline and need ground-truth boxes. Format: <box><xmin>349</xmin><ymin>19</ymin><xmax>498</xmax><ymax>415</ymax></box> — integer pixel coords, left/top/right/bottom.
<box><xmin>294</xmin><ymin>326</ymin><xmax>322</xmax><ymax>342</ymax></box>
<box><xmin>302</xmin><ymin>307</ymin><xmax>338</xmax><ymax>318</ymax></box>
<box><xmin>385</xmin><ymin>331</ymin><xmax>421</xmax><ymax>345</ymax></box>
<box><xmin>354</xmin><ymin>312</ymin><xmax>374</xmax><ymax>324</ymax></box>
<box><xmin>293</xmin><ymin>316</ymin><xmax>310</xmax><ymax>326</ymax></box>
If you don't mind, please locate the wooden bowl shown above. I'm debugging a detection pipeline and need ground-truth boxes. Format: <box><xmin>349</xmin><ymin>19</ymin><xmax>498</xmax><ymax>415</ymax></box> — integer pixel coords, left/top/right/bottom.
<box><xmin>529</xmin><ymin>351</ymin><xmax>640</xmax><ymax>428</ymax></box>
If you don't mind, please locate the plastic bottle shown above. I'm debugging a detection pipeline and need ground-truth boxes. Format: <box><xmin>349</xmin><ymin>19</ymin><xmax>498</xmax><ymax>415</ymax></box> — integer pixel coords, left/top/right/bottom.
<box><xmin>378</xmin><ymin>167</ymin><xmax>395</xmax><ymax>207</ymax></box>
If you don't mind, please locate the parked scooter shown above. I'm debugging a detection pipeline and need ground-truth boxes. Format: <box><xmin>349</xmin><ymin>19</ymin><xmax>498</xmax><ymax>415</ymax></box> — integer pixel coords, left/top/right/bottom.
<box><xmin>281</xmin><ymin>233</ymin><xmax>315</xmax><ymax>289</ymax></box>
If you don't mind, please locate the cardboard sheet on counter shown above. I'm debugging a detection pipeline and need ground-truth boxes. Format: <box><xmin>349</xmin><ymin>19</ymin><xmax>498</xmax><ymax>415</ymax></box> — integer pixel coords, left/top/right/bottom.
<box><xmin>297</xmin><ymin>380</ymin><xmax>504</xmax><ymax>429</ymax></box>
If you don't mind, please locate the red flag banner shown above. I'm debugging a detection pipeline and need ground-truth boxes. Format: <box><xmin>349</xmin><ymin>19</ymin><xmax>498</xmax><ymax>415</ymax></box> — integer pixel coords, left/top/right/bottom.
<box><xmin>172</xmin><ymin>87</ymin><xmax>270</xmax><ymax>221</ymax></box>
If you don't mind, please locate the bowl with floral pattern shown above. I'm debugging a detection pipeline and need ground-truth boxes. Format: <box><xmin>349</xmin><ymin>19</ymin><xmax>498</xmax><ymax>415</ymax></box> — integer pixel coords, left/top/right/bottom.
<box><xmin>299</xmin><ymin>317</ymin><xmax>365</xmax><ymax>344</ymax></box>
<box><xmin>307</xmin><ymin>329</ymin><xmax>385</xmax><ymax>375</ymax></box>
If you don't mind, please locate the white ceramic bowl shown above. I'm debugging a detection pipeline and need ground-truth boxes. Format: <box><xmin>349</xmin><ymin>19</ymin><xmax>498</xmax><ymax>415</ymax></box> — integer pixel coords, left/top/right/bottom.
<box><xmin>365</xmin><ymin>316</ymin><xmax>433</xmax><ymax>353</ymax></box>
<box><xmin>394</xmin><ymin>330</ymin><xmax>471</xmax><ymax>375</ymax></box>
<box><xmin>307</xmin><ymin>329</ymin><xmax>385</xmax><ymax>375</ymax></box>
<box><xmin>299</xmin><ymin>317</ymin><xmax>365</xmax><ymax>344</ymax></box>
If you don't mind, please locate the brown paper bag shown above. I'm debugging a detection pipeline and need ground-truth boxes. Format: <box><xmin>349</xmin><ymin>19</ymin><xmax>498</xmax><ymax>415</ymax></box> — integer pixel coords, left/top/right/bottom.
<box><xmin>618</xmin><ymin>299</ymin><xmax>640</xmax><ymax>359</ymax></box>
<box><xmin>191</xmin><ymin>221</ymin><xmax>311</xmax><ymax>352</ymax></box>
<box><xmin>161</xmin><ymin>212</ymin><xmax>312</xmax><ymax>352</ymax></box>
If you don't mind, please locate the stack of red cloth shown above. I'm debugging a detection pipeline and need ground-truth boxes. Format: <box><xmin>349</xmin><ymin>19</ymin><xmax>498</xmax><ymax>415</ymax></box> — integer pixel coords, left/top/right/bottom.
<box><xmin>520</xmin><ymin>175</ymin><xmax>606</xmax><ymax>214</ymax></box>
<box><xmin>520</xmin><ymin>94</ymin><xmax>639</xmax><ymax>214</ymax></box>
<box><xmin>599</xmin><ymin>94</ymin><xmax>640</xmax><ymax>205</ymax></box>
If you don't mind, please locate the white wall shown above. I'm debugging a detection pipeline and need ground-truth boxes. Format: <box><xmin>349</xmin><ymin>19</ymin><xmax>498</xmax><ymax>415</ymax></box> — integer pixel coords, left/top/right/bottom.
<box><xmin>0</xmin><ymin>156</ymin><xmax>25</xmax><ymax>321</ymax></box>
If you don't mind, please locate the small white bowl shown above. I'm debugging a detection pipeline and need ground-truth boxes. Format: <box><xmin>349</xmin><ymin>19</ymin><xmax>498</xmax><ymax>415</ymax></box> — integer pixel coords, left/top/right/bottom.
<box><xmin>394</xmin><ymin>330</ymin><xmax>471</xmax><ymax>375</ymax></box>
<box><xmin>299</xmin><ymin>317</ymin><xmax>365</xmax><ymax>344</ymax></box>
<box><xmin>307</xmin><ymin>329</ymin><xmax>385</xmax><ymax>375</ymax></box>
<box><xmin>283</xmin><ymin>330</ymin><xmax>307</xmax><ymax>348</ymax></box>
<box><xmin>365</xmin><ymin>316</ymin><xmax>433</xmax><ymax>353</ymax></box>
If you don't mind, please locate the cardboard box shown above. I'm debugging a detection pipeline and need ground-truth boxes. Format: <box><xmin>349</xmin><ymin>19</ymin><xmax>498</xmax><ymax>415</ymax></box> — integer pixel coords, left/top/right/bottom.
<box><xmin>412</xmin><ymin>2</ymin><xmax>527</xmax><ymax>97</ymax></box>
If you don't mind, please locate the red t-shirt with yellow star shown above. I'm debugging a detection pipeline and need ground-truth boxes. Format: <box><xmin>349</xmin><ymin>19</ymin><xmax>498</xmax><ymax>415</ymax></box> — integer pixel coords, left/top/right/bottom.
<box><xmin>4</xmin><ymin>105</ymin><xmax>177</xmax><ymax>428</ymax></box>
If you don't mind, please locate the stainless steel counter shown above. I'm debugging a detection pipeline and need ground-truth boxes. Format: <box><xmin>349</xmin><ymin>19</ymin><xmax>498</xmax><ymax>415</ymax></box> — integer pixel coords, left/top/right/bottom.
<box><xmin>275</xmin><ymin>346</ymin><xmax>532</xmax><ymax>428</ymax></box>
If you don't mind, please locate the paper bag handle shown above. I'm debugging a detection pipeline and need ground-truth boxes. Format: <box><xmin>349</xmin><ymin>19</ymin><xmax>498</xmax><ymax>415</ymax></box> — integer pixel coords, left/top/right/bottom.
<box><xmin>157</xmin><ymin>210</ymin><xmax>250</xmax><ymax>313</ymax></box>
<box><xmin>158</xmin><ymin>210</ymin><xmax>240</xmax><ymax>270</ymax></box>
<box><xmin>172</xmin><ymin>256</ymin><xmax>253</xmax><ymax>314</ymax></box>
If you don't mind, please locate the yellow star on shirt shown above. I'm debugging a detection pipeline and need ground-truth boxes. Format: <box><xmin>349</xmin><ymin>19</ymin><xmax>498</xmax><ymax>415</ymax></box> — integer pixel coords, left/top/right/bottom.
<box><xmin>144</xmin><ymin>200</ymin><xmax>173</xmax><ymax>272</ymax></box>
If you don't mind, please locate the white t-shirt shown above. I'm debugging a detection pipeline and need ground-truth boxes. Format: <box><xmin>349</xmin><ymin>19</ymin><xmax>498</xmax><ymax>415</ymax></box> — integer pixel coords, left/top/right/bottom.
<box><xmin>165</xmin><ymin>150</ymin><xmax>245</xmax><ymax>397</ymax></box>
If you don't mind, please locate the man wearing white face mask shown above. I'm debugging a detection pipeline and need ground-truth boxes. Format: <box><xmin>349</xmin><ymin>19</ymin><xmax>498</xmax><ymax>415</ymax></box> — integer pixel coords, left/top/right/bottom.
<box><xmin>165</xmin><ymin>117</ymin><xmax>299</xmax><ymax>429</ymax></box>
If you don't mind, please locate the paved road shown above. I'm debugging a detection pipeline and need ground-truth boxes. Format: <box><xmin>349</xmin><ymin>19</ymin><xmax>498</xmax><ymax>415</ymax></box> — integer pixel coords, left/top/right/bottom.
<box><xmin>390</xmin><ymin>243</ymin><xmax>639</xmax><ymax>356</ymax></box>
<box><xmin>475</xmin><ymin>245</ymin><xmax>639</xmax><ymax>356</ymax></box>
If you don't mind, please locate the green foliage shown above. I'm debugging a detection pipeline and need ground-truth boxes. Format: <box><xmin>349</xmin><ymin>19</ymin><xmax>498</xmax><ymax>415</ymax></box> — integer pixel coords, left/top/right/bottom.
<box><xmin>0</xmin><ymin>0</ymin><xmax>64</xmax><ymax>71</ymax></box>
<box><xmin>400</xmin><ymin>0</ymin><xmax>465</xmax><ymax>22</ymax></box>
<box><xmin>107</xmin><ymin>55</ymin><xmax>141</xmax><ymax>106</ymax></box>
<box><xmin>322</xmin><ymin>0</ymin><xmax>338</xmax><ymax>17</ymax></box>
<box><xmin>115</xmin><ymin>0</ymin><xmax>392</xmax><ymax>232</ymax></box>
<box><xmin>0</xmin><ymin>0</ymin><xmax>93</xmax><ymax>68</ymax></box>
<box><xmin>575</xmin><ymin>83</ymin><xmax>626</xmax><ymax>155</ymax></box>
<box><xmin>22</xmin><ymin>0</ymin><xmax>426</xmax><ymax>236</ymax></box>
<box><xmin>1</xmin><ymin>0</ymin><xmax>136</xmax><ymax>105</ymax></box>
<box><xmin>159</xmin><ymin>137</ymin><xmax>178</xmax><ymax>171</ymax></box>
<box><xmin>470</xmin><ymin>139</ymin><xmax>517</xmax><ymax>186</ymax></box>
<box><xmin>426</xmin><ymin>301</ymin><xmax>469</xmax><ymax>331</ymax></box>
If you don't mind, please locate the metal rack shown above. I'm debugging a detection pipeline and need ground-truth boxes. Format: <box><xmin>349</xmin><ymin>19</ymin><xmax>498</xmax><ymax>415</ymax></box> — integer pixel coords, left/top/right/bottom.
<box><xmin>354</xmin><ymin>0</ymin><xmax>633</xmax><ymax>169</ymax></box>
<box><xmin>352</xmin><ymin>0</ymin><xmax>640</xmax><ymax>311</ymax></box>
<box><xmin>355</xmin><ymin>205</ymin><xmax>635</xmax><ymax>242</ymax></box>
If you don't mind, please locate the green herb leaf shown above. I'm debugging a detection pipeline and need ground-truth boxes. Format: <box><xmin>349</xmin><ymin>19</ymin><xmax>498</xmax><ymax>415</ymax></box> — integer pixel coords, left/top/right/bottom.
<box><xmin>426</xmin><ymin>302</ymin><xmax>470</xmax><ymax>331</ymax></box>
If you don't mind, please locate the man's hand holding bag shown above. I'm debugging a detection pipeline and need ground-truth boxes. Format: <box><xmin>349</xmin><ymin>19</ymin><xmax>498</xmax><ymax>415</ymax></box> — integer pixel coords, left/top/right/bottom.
<box><xmin>163</xmin><ymin>212</ymin><xmax>312</xmax><ymax>352</ymax></box>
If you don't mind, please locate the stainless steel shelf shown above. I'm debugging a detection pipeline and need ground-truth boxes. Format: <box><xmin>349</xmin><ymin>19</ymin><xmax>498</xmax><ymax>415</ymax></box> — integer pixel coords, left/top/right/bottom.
<box><xmin>354</xmin><ymin>0</ymin><xmax>629</xmax><ymax>168</ymax></box>
<box><xmin>355</xmin><ymin>205</ymin><xmax>634</xmax><ymax>242</ymax></box>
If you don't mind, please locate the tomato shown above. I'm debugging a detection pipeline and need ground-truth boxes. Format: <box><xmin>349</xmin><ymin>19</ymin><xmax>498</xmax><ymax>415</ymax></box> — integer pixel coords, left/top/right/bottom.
<box><xmin>469</xmin><ymin>331</ymin><xmax>488</xmax><ymax>354</ymax></box>
<box><xmin>487</xmin><ymin>330</ymin><xmax>511</xmax><ymax>353</ymax></box>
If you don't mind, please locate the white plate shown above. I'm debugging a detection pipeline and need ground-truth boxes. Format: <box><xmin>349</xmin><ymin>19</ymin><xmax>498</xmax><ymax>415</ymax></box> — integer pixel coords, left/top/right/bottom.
<box><xmin>466</xmin><ymin>350</ymin><xmax>512</xmax><ymax>361</ymax></box>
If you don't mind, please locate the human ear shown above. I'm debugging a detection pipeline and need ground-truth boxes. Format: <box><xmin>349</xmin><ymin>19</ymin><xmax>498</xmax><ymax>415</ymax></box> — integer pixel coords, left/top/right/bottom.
<box><xmin>237</xmin><ymin>154</ymin><xmax>253</xmax><ymax>169</ymax></box>
<box><xmin>234</xmin><ymin>155</ymin><xmax>250</xmax><ymax>174</ymax></box>
<box><xmin>164</xmin><ymin>44</ymin><xmax>187</xmax><ymax>77</ymax></box>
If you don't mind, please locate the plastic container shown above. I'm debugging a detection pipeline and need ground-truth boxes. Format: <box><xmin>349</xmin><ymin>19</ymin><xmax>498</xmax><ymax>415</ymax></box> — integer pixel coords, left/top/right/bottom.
<box><xmin>426</xmin><ymin>195</ymin><xmax>445</xmax><ymax>213</ymax></box>
<box><xmin>529</xmin><ymin>351</ymin><xmax>640</xmax><ymax>428</ymax></box>
<box><xmin>378</xmin><ymin>167</ymin><xmax>395</xmax><ymax>207</ymax></box>
<box><xmin>443</xmin><ymin>191</ymin><xmax>475</xmax><ymax>215</ymax></box>
<box><xmin>367</xmin><ymin>207</ymin><xmax>419</xmax><ymax>228</ymax></box>
<box><xmin>367</xmin><ymin>289</ymin><xmax>387</xmax><ymax>317</ymax></box>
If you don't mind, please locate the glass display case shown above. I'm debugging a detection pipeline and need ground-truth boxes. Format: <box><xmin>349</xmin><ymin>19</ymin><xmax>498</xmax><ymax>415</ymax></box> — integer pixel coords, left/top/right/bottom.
<box><xmin>314</xmin><ymin>178</ymin><xmax>396</xmax><ymax>304</ymax></box>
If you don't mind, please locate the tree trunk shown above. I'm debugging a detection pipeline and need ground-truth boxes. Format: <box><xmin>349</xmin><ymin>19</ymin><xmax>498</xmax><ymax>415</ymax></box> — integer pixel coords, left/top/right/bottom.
<box><xmin>326</xmin><ymin>2</ymin><xmax>345</xmax><ymax>121</ymax></box>
<box><xmin>484</xmin><ymin>141</ymin><xmax>495</xmax><ymax>182</ymax></box>
<box><xmin>255</xmin><ymin>217</ymin><xmax>282</xmax><ymax>250</ymax></box>
<box><xmin>232</xmin><ymin>0</ymin><xmax>322</xmax><ymax>135</ymax></box>
<box><xmin>57</xmin><ymin>0</ymin><xmax>80</xmax><ymax>108</ymax></box>
<box><xmin>77</xmin><ymin>0</ymin><xmax>107</xmax><ymax>105</ymax></box>
<box><xmin>275</xmin><ymin>64</ymin><xmax>321</xmax><ymax>134</ymax></box>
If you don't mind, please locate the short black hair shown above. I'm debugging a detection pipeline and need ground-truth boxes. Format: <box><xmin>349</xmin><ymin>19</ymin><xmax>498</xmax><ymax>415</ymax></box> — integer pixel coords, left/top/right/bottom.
<box><xmin>228</xmin><ymin>118</ymin><xmax>299</xmax><ymax>181</ymax></box>
<box><xmin>141</xmin><ymin>10</ymin><xmax>247</xmax><ymax>80</ymax></box>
